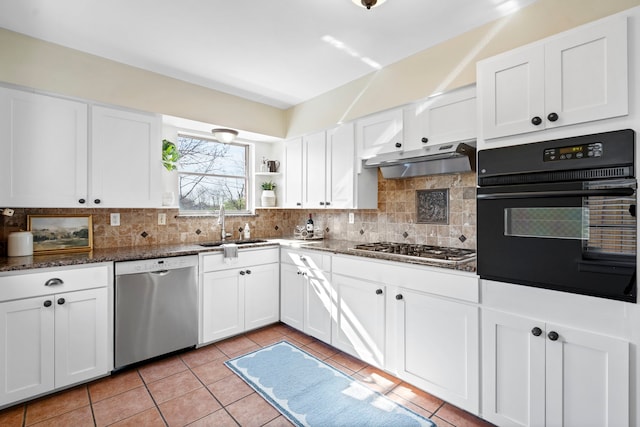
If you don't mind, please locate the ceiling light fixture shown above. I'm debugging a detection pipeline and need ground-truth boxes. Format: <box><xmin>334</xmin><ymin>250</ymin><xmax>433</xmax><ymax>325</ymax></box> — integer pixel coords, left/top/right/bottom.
<box><xmin>352</xmin><ymin>0</ymin><xmax>387</xmax><ymax>10</ymax></box>
<box><xmin>211</xmin><ymin>128</ymin><xmax>239</xmax><ymax>143</ymax></box>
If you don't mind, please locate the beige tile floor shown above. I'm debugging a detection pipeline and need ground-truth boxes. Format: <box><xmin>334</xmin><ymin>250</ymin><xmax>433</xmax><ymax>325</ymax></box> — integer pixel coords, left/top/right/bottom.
<box><xmin>0</xmin><ymin>323</ymin><xmax>494</xmax><ymax>426</ymax></box>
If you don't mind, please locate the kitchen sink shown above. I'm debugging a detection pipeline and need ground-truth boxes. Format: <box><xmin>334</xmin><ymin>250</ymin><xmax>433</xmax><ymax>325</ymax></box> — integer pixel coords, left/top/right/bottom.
<box><xmin>199</xmin><ymin>239</ymin><xmax>268</xmax><ymax>247</ymax></box>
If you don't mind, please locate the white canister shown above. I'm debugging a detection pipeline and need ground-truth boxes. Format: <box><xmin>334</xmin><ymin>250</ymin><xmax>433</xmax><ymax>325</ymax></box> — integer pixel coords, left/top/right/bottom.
<box><xmin>7</xmin><ymin>231</ymin><xmax>34</xmax><ymax>257</ymax></box>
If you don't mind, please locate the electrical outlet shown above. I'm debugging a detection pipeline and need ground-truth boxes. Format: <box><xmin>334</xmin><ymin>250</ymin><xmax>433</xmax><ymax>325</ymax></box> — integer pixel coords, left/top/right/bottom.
<box><xmin>158</xmin><ymin>213</ymin><xmax>167</xmax><ymax>225</ymax></box>
<box><xmin>110</xmin><ymin>213</ymin><xmax>120</xmax><ymax>226</ymax></box>
<box><xmin>348</xmin><ymin>212</ymin><xmax>355</xmax><ymax>224</ymax></box>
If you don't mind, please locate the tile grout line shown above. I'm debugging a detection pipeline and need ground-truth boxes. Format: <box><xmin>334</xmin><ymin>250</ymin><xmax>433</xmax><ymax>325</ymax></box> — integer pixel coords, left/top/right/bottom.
<box><xmin>135</xmin><ymin>369</ymin><xmax>169</xmax><ymax>427</ymax></box>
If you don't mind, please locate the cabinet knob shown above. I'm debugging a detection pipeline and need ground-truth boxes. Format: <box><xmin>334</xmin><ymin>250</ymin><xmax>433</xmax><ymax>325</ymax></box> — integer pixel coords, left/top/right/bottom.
<box><xmin>43</xmin><ymin>300</ymin><xmax>52</xmax><ymax>308</ymax></box>
<box><xmin>94</xmin><ymin>199</ymin><xmax>101</xmax><ymax>204</ymax></box>
<box><xmin>246</xmin><ymin>269</ymin><xmax>251</xmax><ymax>275</ymax></box>
<box><xmin>44</xmin><ymin>278</ymin><xmax>64</xmax><ymax>287</ymax></box>
<box><xmin>325</xmin><ymin>201</ymin><xmax>330</xmax><ymax>206</ymax></box>
<box><xmin>531</xmin><ymin>327</ymin><xmax>542</xmax><ymax>336</ymax></box>
<box><xmin>375</xmin><ymin>289</ymin><xmax>383</xmax><ymax>295</ymax></box>
<box><xmin>78</xmin><ymin>198</ymin><xmax>86</xmax><ymax>204</ymax></box>
<box><xmin>547</xmin><ymin>331</ymin><xmax>559</xmax><ymax>341</ymax></box>
<box><xmin>319</xmin><ymin>202</ymin><xmax>325</xmax><ymax>206</ymax></box>
<box><xmin>57</xmin><ymin>298</ymin><xmax>65</xmax><ymax>305</ymax></box>
<box><xmin>240</xmin><ymin>270</ymin><xmax>246</xmax><ymax>276</ymax></box>
<box><xmin>297</xmin><ymin>270</ymin><xmax>303</xmax><ymax>275</ymax></box>
<box><xmin>547</xmin><ymin>112</ymin><xmax>559</xmax><ymax>122</ymax></box>
<box><xmin>395</xmin><ymin>142</ymin><xmax>402</xmax><ymax>148</ymax></box>
<box><xmin>421</xmin><ymin>137</ymin><xmax>428</xmax><ymax>143</ymax></box>
<box><xmin>300</xmin><ymin>256</ymin><xmax>306</xmax><ymax>261</ymax></box>
<box><xmin>296</xmin><ymin>202</ymin><xmax>302</xmax><ymax>206</ymax></box>
<box><xmin>531</xmin><ymin>116</ymin><xmax>542</xmax><ymax>126</ymax></box>
<box><xmin>395</xmin><ymin>294</ymin><xmax>403</xmax><ymax>300</ymax></box>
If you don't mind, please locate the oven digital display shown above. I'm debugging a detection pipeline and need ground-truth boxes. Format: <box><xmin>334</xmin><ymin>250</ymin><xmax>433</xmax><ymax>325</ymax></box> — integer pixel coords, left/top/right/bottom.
<box><xmin>543</xmin><ymin>142</ymin><xmax>603</xmax><ymax>162</ymax></box>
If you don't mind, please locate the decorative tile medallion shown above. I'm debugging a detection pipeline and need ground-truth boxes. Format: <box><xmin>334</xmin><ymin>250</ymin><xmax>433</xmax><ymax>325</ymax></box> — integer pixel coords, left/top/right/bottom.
<box><xmin>416</xmin><ymin>189</ymin><xmax>449</xmax><ymax>224</ymax></box>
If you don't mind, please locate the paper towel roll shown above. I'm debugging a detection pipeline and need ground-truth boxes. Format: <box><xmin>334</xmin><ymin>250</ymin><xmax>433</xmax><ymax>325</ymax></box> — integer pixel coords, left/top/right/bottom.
<box><xmin>7</xmin><ymin>231</ymin><xmax>33</xmax><ymax>257</ymax></box>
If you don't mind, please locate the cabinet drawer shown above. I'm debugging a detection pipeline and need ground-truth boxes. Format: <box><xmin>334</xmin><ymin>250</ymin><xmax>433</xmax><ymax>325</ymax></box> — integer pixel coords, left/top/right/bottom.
<box><xmin>201</xmin><ymin>248</ymin><xmax>279</xmax><ymax>272</ymax></box>
<box><xmin>333</xmin><ymin>255</ymin><xmax>478</xmax><ymax>303</ymax></box>
<box><xmin>0</xmin><ymin>264</ymin><xmax>110</xmax><ymax>302</ymax></box>
<box><xmin>281</xmin><ymin>248</ymin><xmax>331</xmax><ymax>271</ymax></box>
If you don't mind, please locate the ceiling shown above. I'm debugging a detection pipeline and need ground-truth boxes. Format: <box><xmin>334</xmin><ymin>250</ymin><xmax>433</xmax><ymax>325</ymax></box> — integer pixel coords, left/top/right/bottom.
<box><xmin>0</xmin><ymin>0</ymin><xmax>537</xmax><ymax>109</ymax></box>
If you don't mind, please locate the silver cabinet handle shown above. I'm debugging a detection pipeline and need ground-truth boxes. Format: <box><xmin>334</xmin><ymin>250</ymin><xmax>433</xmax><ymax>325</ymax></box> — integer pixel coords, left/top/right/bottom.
<box><xmin>44</xmin><ymin>278</ymin><xmax>64</xmax><ymax>287</ymax></box>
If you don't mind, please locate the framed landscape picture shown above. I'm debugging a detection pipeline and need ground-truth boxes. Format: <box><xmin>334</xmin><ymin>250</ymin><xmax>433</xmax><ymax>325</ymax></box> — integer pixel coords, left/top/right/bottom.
<box><xmin>28</xmin><ymin>215</ymin><xmax>93</xmax><ymax>254</ymax></box>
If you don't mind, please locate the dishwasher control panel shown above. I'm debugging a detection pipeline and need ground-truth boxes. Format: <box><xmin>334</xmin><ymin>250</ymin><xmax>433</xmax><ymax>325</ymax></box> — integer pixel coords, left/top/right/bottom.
<box><xmin>115</xmin><ymin>255</ymin><xmax>198</xmax><ymax>275</ymax></box>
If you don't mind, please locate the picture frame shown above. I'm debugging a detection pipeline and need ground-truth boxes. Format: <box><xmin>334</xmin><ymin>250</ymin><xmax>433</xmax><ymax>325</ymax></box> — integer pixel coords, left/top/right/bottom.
<box><xmin>28</xmin><ymin>215</ymin><xmax>93</xmax><ymax>254</ymax></box>
<box><xmin>416</xmin><ymin>189</ymin><xmax>449</xmax><ymax>224</ymax></box>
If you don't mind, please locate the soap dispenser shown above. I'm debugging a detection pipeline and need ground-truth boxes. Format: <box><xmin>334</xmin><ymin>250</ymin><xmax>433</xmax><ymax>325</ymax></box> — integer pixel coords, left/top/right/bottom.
<box><xmin>244</xmin><ymin>223</ymin><xmax>251</xmax><ymax>239</ymax></box>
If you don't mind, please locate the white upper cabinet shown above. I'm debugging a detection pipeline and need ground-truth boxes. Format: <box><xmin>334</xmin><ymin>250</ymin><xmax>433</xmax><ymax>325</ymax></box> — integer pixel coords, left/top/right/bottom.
<box><xmin>91</xmin><ymin>106</ymin><xmax>162</xmax><ymax>208</ymax></box>
<box><xmin>356</xmin><ymin>108</ymin><xmax>404</xmax><ymax>158</ymax></box>
<box><xmin>0</xmin><ymin>87</ymin><xmax>163</xmax><ymax>208</ymax></box>
<box><xmin>477</xmin><ymin>14</ymin><xmax>628</xmax><ymax>142</ymax></box>
<box><xmin>0</xmin><ymin>88</ymin><xmax>88</xmax><ymax>207</ymax></box>
<box><xmin>403</xmin><ymin>85</ymin><xmax>477</xmax><ymax>151</ymax></box>
<box><xmin>284</xmin><ymin>124</ymin><xmax>377</xmax><ymax>209</ymax></box>
<box><xmin>303</xmin><ymin>131</ymin><xmax>327</xmax><ymax>208</ymax></box>
<box><xmin>282</xmin><ymin>137</ymin><xmax>304</xmax><ymax>208</ymax></box>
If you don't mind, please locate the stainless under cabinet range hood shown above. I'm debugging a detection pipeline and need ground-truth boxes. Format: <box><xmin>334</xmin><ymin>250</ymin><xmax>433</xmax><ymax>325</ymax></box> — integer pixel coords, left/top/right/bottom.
<box><xmin>363</xmin><ymin>141</ymin><xmax>476</xmax><ymax>179</ymax></box>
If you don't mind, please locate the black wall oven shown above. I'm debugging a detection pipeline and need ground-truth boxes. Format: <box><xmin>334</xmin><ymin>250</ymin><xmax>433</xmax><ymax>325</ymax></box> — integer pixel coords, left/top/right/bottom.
<box><xmin>477</xmin><ymin>130</ymin><xmax>637</xmax><ymax>302</ymax></box>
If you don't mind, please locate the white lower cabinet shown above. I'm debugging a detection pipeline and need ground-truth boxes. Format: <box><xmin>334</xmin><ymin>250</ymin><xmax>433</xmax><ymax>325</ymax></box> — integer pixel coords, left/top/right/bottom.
<box><xmin>280</xmin><ymin>248</ymin><xmax>332</xmax><ymax>343</ymax></box>
<box><xmin>200</xmin><ymin>248</ymin><xmax>279</xmax><ymax>344</ymax></box>
<box><xmin>0</xmin><ymin>265</ymin><xmax>112</xmax><ymax>407</ymax></box>
<box><xmin>332</xmin><ymin>274</ymin><xmax>386</xmax><ymax>368</ymax></box>
<box><xmin>331</xmin><ymin>254</ymin><xmax>480</xmax><ymax>414</ymax></box>
<box><xmin>394</xmin><ymin>288</ymin><xmax>479</xmax><ymax>413</ymax></box>
<box><xmin>482</xmin><ymin>308</ymin><xmax>629</xmax><ymax>427</ymax></box>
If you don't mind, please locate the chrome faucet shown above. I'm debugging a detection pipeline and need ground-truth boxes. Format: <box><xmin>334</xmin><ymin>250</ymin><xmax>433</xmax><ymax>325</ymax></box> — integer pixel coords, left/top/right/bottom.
<box><xmin>217</xmin><ymin>205</ymin><xmax>231</xmax><ymax>240</ymax></box>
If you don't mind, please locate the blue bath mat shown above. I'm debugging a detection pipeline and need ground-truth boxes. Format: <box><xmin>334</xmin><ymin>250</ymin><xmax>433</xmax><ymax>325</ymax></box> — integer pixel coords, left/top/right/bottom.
<box><xmin>225</xmin><ymin>341</ymin><xmax>436</xmax><ymax>427</ymax></box>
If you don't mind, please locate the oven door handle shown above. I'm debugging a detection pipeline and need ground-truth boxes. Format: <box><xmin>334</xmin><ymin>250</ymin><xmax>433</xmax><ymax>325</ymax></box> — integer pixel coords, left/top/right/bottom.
<box><xmin>477</xmin><ymin>188</ymin><xmax>635</xmax><ymax>200</ymax></box>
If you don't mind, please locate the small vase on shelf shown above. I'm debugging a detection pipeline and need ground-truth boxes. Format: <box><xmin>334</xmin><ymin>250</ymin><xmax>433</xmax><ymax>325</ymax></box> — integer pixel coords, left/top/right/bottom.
<box><xmin>261</xmin><ymin>190</ymin><xmax>276</xmax><ymax>207</ymax></box>
<box><xmin>260</xmin><ymin>180</ymin><xmax>277</xmax><ymax>207</ymax></box>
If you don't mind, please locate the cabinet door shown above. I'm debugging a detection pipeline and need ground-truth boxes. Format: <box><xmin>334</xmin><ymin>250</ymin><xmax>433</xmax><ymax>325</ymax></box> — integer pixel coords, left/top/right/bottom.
<box><xmin>0</xmin><ymin>88</ymin><xmax>88</xmax><ymax>207</ymax></box>
<box><xmin>283</xmin><ymin>138</ymin><xmax>303</xmax><ymax>208</ymax></box>
<box><xmin>404</xmin><ymin>86</ymin><xmax>476</xmax><ymax>150</ymax></box>
<box><xmin>396</xmin><ymin>289</ymin><xmax>479</xmax><ymax>413</ymax></box>
<box><xmin>332</xmin><ymin>275</ymin><xmax>385</xmax><ymax>367</ymax></box>
<box><xmin>303</xmin><ymin>131</ymin><xmax>327</xmax><ymax>209</ymax></box>
<box><xmin>544</xmin><ymin>16</ymin><xmax>628</xmax><ymax>130</ymax></box>
<box><xmin>201</xmin><ymin>270</ymin><xmax>244</xmax><ymax>343</ymax></box>
<box><xmin>481</xmin><ymin>309</ymin><xmax>546</xmax><ymax>427</ymax></box>
<box><xmin>356</xmin><ymin>108</ymin><xmax>404</xmax><ymax>158</ymax></box>
<box><xmin>326</xmin><ymin>123</ymin><xmax>355</xmax><ymax>209</ymax></box>
<box><xmin>280</xmin><ymin>263</ymin><xmax>304</xmax><ymax>331</ymax></box>
<box><xmin>545</xmin><ymin>324</ymin><xmax>629</xmax><ymax>427</ymax></box>
<box><xmin>244</xmin><ymin>263</ymin><xmax>280</xmax><ymax>331</ymax></box>
<box><xmin>54</xmin><ymin>288</ymin><xmax>109</xmax><ymax>388</ymax></box>
<box><xmin>0</xmin><ymin>297</ymin><xmax>55</xmax><ymax>406</ymax></box>
<box><xmin>478</xmin><ymin>45</ymin><xmax>545</xmax><ymax>140</ymax></box>
<box><xmin>91</xmin><ymin>106</ymin><xmax>161</xmax><ymax>207</ymax></box>
<box><xmin>304</xmin><ymin>268</ymin><xmax>332</xmax><ymax>343</ymax></box>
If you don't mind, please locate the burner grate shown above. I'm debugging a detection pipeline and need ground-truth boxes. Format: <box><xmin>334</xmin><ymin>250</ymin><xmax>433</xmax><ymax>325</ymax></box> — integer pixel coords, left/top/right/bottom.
<box><xmin>352</xmin><ymin>242</ymin><xmax>476</xmax><ymax>263</ymax></box>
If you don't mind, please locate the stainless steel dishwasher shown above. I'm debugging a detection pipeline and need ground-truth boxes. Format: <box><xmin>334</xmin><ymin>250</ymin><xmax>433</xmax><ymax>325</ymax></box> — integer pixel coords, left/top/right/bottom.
<box><xmin>114</xmin><ymin>255</ymin><xmax>198</xmax><ymax>369</ymax></box>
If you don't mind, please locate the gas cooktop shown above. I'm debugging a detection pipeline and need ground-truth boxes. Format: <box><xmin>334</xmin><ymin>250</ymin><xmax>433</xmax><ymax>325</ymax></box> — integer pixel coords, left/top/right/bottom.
<box><xmin>351</xmin><ymin>242</ymin><xmax>476</xmax><ymax>264</ymax></box>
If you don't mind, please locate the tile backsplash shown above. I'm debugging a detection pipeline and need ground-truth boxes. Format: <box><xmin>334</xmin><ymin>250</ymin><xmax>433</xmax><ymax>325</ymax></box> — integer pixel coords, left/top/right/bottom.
<box><xmin>0</xmin><ymin>171</ymin><xmax>476</xmax><ymax>256</ymax></box>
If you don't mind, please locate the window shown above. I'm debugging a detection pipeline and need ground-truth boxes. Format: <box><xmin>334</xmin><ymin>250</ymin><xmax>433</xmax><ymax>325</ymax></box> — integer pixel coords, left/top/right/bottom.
<box><xmin>177</xmin><ymin>134</ymin><xmax>249</xmax><ymax>213</ymax></box>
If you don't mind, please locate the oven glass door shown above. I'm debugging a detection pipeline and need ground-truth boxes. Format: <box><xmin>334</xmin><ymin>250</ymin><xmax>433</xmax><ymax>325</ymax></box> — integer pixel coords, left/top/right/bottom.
<box><xmin>477</xmin><ymin>181</ymin><xmax>636</xmax><ymax>302</ymax></box>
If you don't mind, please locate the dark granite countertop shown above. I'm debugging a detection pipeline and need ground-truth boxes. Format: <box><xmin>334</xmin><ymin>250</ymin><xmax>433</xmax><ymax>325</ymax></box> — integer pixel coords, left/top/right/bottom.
<box><xmin>0</xmin><ymin>239</ymin><xmax>476</xmax><ymax>274</ymax></box>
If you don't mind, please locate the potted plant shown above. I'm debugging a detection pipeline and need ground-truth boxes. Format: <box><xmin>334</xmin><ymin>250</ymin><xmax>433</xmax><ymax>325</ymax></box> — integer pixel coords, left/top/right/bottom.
<box><xmin>162</xmin><ymin>139</ymin><xmax>180</xmax><ymax>171</ymax></box>
<box><xmin>161</xmin><ymin>139</ymin><xmax>180</xmax><ymax>206</ymax></box>
<box><xmin>260</xmin><ymin>181</ymin><xmax>277</xmax><ymax>207</ymax></box>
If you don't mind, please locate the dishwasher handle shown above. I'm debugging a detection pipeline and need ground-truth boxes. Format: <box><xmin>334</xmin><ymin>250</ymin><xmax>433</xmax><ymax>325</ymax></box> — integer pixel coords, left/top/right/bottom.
<box><xmin>150</xmin><ymin>270</ymin><xmax>170</xmax><ymax>276</ymax></box>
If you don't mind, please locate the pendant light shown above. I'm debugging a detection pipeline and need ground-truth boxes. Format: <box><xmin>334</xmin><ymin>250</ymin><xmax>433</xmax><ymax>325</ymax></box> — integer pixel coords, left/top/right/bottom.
<box><xmin>211</xmin><ymin>128</ymin><xmax>238</xmax><ymax>143</ymax></box>
<box><xmin>352</xmin><ymin>0</ymin><xmax>387</xmax><ymax>10</ymax></box>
